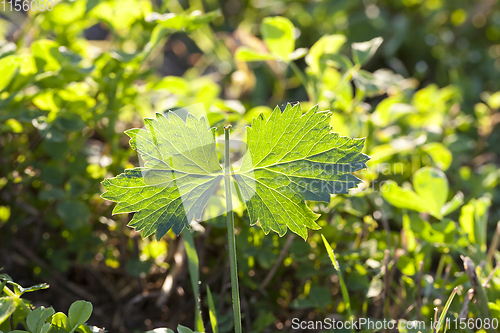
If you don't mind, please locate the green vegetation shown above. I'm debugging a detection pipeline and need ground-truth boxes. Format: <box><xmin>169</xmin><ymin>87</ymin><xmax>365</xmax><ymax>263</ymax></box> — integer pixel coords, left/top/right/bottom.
<box><xmin>100</xmin><ymin>104</ymin><xmax>367</xmax><ymax>332</ymax></box>
<box><xmin>1</xmin><ymin>0</ymin><xmax>500</xmax><ymax>332</ymax></box>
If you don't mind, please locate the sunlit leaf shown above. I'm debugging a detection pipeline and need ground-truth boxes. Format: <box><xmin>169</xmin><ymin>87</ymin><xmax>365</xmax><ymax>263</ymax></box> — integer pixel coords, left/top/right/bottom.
<box><xmin>382</xmin><ymin>167</ymin><xmax>450</xmax><ymax>219</ymax></box>
<box><xmin>460</xmin><ymin>197</ymin><xmax>491</xmax><ymax>251</ymax></box>
<box><xmin>306</xmin><ymin>35</ymin><xmax>346</xmax><ymax>73</ymax></box>
<box><xmin>102</xmin><ymin>105</ymin><xmax>368</xmax><ymax>240</ymax></box>
<box><xmin>206</xmin><ymin>286</ymin><xmax>218</xmax><ymax>333</ymax></box>
<box><xmin>32</xmin><ymin>40</ymin><xmax>63</xmax><ymax>72</ymax></box>
<box><xmin>234</xmin><ymin>47</ymin><xmax>276</xmax><ymax>62</ymax></box>
<box><xmin>352</xmin><ymin>37</ymin><xmax>383</xmax><ymax>66</ymax></box>
<box><xmin>261</xmin><ymin>16</ymin><xmax>295</xmax><ymax>60</ymax></box>
<box><xmin>422</xmin><ymin>143</ymin><xmax>452</xmax><ymax>171</ymax></box>
<box><xmin>440</xmin><ymin>191</ymin><xmax>464</xmax><ymax>216</ymax></box>
<box><xmin>234</xmin><ymin>104</ymin><xmax>368</xmax><ymax>239</ymax></box>
<box><xmin>101</xmin><ymin>112</ymin><xmax>223</xmax><ymax>239</ymax></box>
<box><xmin>381</xmin><ymin>180</ymin><xmax>427</xmax><ymax>213</ymax></box>
<box><xmin>288</xmin><ymin>48</ymin><xmax>308</xmax><ymax>61</ymax></box>
<box><xmin>0</xmin><ymin>56</ymin><xmax>19</xmax><ymax>92</ymax></box>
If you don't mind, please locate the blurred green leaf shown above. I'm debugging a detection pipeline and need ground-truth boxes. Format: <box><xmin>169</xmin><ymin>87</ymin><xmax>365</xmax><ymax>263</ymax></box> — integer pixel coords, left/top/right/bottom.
<box><xmin>261</xmin><ymin>16</ymin><xmax>295</xmax><ymax>61</ymax></box>
<box><xmin>460</xmin><ymin>197</ymin><xmax>491</xmax><ymax>252</ymax></box>
<box><xmin>125</xmin><ymin>259</ymin><xmax>152</xmax><ymax>278</ymax></box>
<box><xmin>0</xmin><ymin>56</ymin><xmax>19</xmax><ymax>92</ymax></box>
<box><xmin>288</xmin><ymin>48</ymin><xmax>308</xmax><ymax>61</ymax></box>
<box><xmin>381</xmin><ymin>180</ymin><xmax>427</xmax><ymax>213</ymax></box>
<box><xmin>352</xmin><ymin>37</ymin><xmax>383</xmax><ymax>66</ymax></box>
<box><xmin>206</xmin><ymin>286</ymin><xmax>218</xmax><ymax>333</ymax></box>
<box><xmin>56</xmin><ymin>201</ymin><xmax>91</xmax><ymax>230</ymax></box>
<box><xmin>422</xmin><ymin>143</ymin><xmax>452</xmax><ymax>171</ymax></box>
<box><xmin>234</xmin><ymin>47</ymin><xmax>276</xmax><ymax>62</ymax></box>
<box><xmin>413</xmin><ymin>167</ymin><xmax>448</xmax><ymax>218</ymax></box>
<box><xmin>306</xmin><ymin>35</ymin><xmax>346</xmax><ymax>73</ymax></box>
<box><xmin>440</xmin><ymin>191</ymin><xmax>464</xmax><ymax>216</ymax></box>
<box><xmin>480</xmin><ymin>91</ymin><xmax>500</xmax><ymax>109</ymax></box>
<box><xmin>32</xmin><ymin>40</ymin><xmax>63</xmax><ymax>72</ymax></box>
<box><xmin>0</xmin><ymin>206</ymin><xmax>11</xmax><ymax>223</ymax></box>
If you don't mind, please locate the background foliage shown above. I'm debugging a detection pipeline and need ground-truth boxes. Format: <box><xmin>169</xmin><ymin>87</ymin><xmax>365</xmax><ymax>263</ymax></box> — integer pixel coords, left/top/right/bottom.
<box><xmin>1</xmin><ymin>0</ymin><xmax>500</xmax><ymax>332</ymax></box>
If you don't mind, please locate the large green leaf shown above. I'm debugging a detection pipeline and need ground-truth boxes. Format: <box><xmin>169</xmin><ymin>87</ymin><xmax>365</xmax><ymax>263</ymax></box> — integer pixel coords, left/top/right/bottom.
<box><xmin>102</xmin><ymin>106</ymin><xmax>368</xmax><ymax>240</ymax></box>
<box><xmin>351</xmin><ymin>37</ymin><xmax>383</xmax><ymax>66</ymax></box>
<box><xmin>101</xmin><ymin>112</ymin><xmax>223</xmax><ymax>240</ymax></box>
<box><xmin>233</xmin><ymin>104</ymin><xmax>368</xmax><ymax>239</ymax></box>
<box><xmin>459</xmin><ymin>197</ymin><xmax>491</xmax><ymax>251</ymax></box>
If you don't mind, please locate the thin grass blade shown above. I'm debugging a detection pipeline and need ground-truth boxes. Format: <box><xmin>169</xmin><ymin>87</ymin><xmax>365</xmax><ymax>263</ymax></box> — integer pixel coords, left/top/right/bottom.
<box><xmin>321</xmin><ymin>234</ymin><xmax>354</xmax><ymax>332</ymax></box>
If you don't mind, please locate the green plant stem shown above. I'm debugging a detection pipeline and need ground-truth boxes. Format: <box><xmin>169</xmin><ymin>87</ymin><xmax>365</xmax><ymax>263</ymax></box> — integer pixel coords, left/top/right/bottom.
<box><xmin>2</xmin><ymin>285</ymin><xmax>31</xmax><ymax>312</ymax></box>
<box><xmin>224</xmin><ymin>125</ymin><xmax>242</xmax><ymax>333</ymax></box>
<box><xmin>2</xmin><ymin>285</ymin><xmax>16</xmax><ymax>298</ymax></box>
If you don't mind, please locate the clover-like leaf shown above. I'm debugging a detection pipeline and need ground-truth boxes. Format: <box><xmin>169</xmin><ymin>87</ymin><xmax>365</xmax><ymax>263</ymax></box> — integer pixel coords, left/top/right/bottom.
<box><xmin>102</xmin><ymin>105</ymin><xmax>368</xmax><ymax>240</ymax></box>
<box><xmin>101</xmin><ymin>112</ymin><xmax>223</xmax><ymax>240</ymax></box>
<box><xmin>233</xmin><ymin>104</ymin><xmax>369</xmax><ymax>239</ymax></box>
<box><xmin>381</xmin><ymin>167</ymin><xmax>462</xmax><ymax>220</ymax></box>
<box><xmin>68</xmin><ymin>301</ymin><xmax>92</xmax><ymax>328</ymax></box>
<box><xmin>27</xmin><ymin>306</ymin><xmax>55</xmax><ymax>333</ymax></box>
<box><xmin>50</xmin><ymin>312</ymin><xmax>71</xmax><ymax>332</ymax></box>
